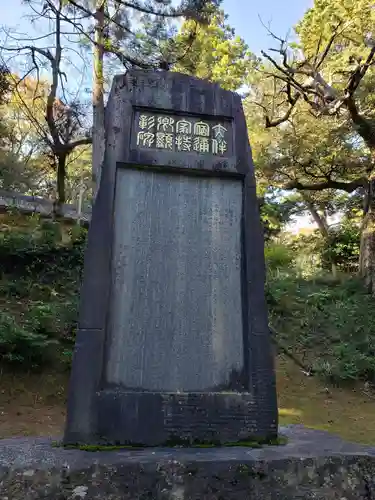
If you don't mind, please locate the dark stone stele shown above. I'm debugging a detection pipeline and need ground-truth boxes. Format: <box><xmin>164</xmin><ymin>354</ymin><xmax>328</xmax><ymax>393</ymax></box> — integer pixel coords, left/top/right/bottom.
<box><xmin>2</xmin><ymin>427</ymin><xmax>375</xmax><ymax>499</ymax></box>
<box><xmin>63</xmin><ymin>69</ymin><xmax>278</xmax><ymax>447</ymax></box>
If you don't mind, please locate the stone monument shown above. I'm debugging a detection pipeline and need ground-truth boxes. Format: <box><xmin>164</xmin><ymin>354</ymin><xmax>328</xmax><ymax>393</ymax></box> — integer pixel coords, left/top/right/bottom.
<box><xmin>63</xmin><ymin>69</ymin><xmax>278</xmax><ymax>446</ymax></box>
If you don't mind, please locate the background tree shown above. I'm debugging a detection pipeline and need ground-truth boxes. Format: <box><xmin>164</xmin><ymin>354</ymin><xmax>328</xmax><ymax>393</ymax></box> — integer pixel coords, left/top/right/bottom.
<box><xmin>0</xmin><ymin>67</ymin><xmax>46</xmax><ymax>193</ymax></box>
<box><xmin>63</xmin><ymin>0</ymin><xmax>221</xmax><ymax>195</ymax></box>
<box><xmin>250</xmin><ymin>0</ymin><xmax>375</xmax><ymax>291</ymax></box>
<box><xmin>172</xmin><ymin>7</ymin><xmax>251</xmax><ymax>91</ymax></box>
<box><xmin>0</xmin><ymin>1</ymin><xmax>92</xmax><ymax>211</ymax></box>
<box><xmin>0</xmin><ymin>65</ymin><xmax>10</xmax><ymax>102</ymax></box>
<box><xmin>258</xmin><ymin>188</ymin><xmax>295</xmax><ymax>242</ymax></box>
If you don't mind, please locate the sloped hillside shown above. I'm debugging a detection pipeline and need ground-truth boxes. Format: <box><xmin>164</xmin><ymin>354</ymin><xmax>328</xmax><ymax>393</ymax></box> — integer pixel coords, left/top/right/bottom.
<box><xmin>1</xmin><ymin>215</ymin><xmax>375</xmax><ymax>444</ymax></box>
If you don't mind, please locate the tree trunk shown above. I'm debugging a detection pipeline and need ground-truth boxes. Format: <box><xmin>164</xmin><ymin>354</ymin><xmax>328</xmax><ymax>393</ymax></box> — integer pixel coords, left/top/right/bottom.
<box><xmin>55</xmin><ymin>153</ymin><xmax>67</xmax><ymax>216</ymax></box>
<box><xmin>92</xmin><ymin>1</ymin><xmax>106</xmax><ymax>200</ymax></box>
<box><xmin>359</xmin><ymin>180</ymin><xmax>375</xmax><ymax>294</ymax></box>
<box><xmin>303</xmin><ymin>196</ymin><xmax>337</xmax><ymax>277</ymax></box>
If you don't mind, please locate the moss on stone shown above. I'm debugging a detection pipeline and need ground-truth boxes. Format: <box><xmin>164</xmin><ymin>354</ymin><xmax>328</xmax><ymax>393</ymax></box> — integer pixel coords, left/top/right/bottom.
<box><xmin>62</xmin><ymin>443</ymin><xmax>145</xmax><ymax>451</ymax></box>
<box><xmin>55</xmin><ymin>435</ymin><xmax>287</xmax><ymax>452</ymax></box>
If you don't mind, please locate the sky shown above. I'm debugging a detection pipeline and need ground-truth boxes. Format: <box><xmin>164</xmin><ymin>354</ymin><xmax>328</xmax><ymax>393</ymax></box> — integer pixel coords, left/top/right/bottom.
<box><xmin>223</xmin><ymin>0</ymin><xmax>313</xmax><ymax>54</ymax></box>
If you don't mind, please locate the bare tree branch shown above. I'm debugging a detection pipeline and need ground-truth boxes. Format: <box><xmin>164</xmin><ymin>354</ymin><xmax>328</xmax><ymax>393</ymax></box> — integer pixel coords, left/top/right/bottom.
<box><xmin>0</xmin><ymin>1</ymin><xmax>93</xmax><ymax>207</ymax></box>
<box><xmin>265</xmin><ymin>85</ymin><xmax>301</xmax><ymax>128</ymax></box>
<box><xmin>258</xmin><ymin>21</ymin><xmax>375</xmax><ymax>151</ymax></box>
<box><xmin>68</xmin><ymin>136</ymin><xmax>92</xmax><ymax>150</ymax></box>
<box><xmin>284</xmin><ymin>178</ymin><xmax>367</xmax><ymax>193</ymax></box>
<box><xmin>345</xmin><ymin>45</ymin><xmax>375</xmax><ymax>97</ymax></box>
<box><xmin>113</xmin><ymin>0</ymin><xmax>212</xmax><ymax>20</ymax></box>
<box><xmin>315</xmin><ymin>22</ymin><xmax>343</xmax><ymax>70</ymax></box>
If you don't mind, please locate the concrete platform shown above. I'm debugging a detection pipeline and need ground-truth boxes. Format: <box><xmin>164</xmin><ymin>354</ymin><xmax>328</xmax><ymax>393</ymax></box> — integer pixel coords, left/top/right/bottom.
<box><xmin>1</xmin><ymin>426</ymin><xmax>375</xmax><ymax>499</ymax></box>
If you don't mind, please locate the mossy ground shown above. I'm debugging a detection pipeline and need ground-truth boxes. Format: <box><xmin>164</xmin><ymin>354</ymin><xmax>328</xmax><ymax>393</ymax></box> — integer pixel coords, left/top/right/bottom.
<box><xmin>277</xmin><ymin>356</ymin><xmax>375</xmax><ymax>444</ymax></box>
<box><xmin>1</xmin><ymin>356</ymin><xmax>375</xmax><ymax>445</ymax></box>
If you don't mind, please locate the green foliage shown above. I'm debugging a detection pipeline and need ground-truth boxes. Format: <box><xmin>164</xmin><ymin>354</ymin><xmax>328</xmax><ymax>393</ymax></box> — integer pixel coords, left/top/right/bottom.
<box><xmin>246</xmin><ymin>93</ymin><xmax>369</xmax><ymax>196</ymax></box>
<box><xmin>65</xmin><ymin>0</ymin><xmax>221</xmax><ymax>68</ymax></box>
<box><xmin>244</xmin><ymin>0</ymin><xmax>375</xmax><ymax>288</ymax></box>
<box><xmin>0</xmin><ymin>65</ymin><xmax>10</xmax><ymax>104</ymax></box>
<box><xmin>286</xmin><ymin>219</ymin><xmax>361</xmax><ymax>275</ymax></box>
<box><xmin>265</xmin><ymin>242</ymin><xmax>295</xmax><ymax>274</ymax></box>
<box><xmin>0</xmin><ymin>217</ymin><xmax>86</xmax><ymax>371</ymax></box>
<box><xmin>172</xmin><ymin>8</ymin><xmax>251</xmax><ymax>90</ymax></box>
<box><xmin>260</xmin><ymin>193</ymin><xmax>295</xmax><ymax>241</ymax></box>
<box><xmin>268</xmin><ymin>272</ymin><xmax>375</xmax><ymax>384</ymax></box>
<box><xmin>321</xmin><ymin>222</ymin><xmax>360</xmax><ymax>273</ymax></box>
<box><xmin>0</xmin><ymin>312</ymin><xmax>58</xmax><ymax>368</ymax></box>
<box><xmin>286</xmin><ymin>231</ymin><xmax>323</xmax><ymax>277</ymax></box>
<box><xmin>244</xmin><ymin>65</ymin><xmax>366</xmax><ymax>281</ymax></box>
<box><xmin>297</xmin><ymin>0</ymin><xmax>375</xmax><ymax>108</ymax></box>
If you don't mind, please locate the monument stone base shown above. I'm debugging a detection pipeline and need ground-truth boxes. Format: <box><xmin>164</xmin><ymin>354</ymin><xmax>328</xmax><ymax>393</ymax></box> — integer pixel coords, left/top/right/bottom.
<box><xmin>64</xmin><ymin>70</ymin><xmax>279</xmax><ymax>448</ymax></box>
<box><xmin>65</xmin><ymin>390</ymin><xmax>277</xmax><ymax>446</ymax></box>
<box><xmin>2</xmin><ymin>426</ymin><xmax>375</xmax><ymax>499</ymax></box>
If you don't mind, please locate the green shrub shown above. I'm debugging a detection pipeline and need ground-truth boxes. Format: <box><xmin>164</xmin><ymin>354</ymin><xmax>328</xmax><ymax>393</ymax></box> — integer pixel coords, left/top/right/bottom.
<box><xmin>285</xmin><ymin>221</ymin><xmax>360</xmax><ymax>276</ymax></box>
<box><xmin>268</xmin><ymin>273</ymin><xmax>375</xmax><ymax>384</ymax></box>
<box><xmin>0</xmin><ymin>218</ymin><xmax>85</xmax><ymax>371</ymax></box>
<box><xmin>0</xmin><ymin>299</ymin><xmax>78</xmax><ymax>371</ymax></box>
<box><xmin>265</xmin><ymin>242</ymin><xmax>295</xmax><ymax>274</ymax></box>
<box><xmin>286</xmin><ymin>232</ymin><xmax>323</xmax><ymax>277</ymax></box>
<box><xmin>321</xmin><ymin>222</ymin><xmax>360</xmax><ymax>273</ymax></box>
<box><xmin>0</xmin><ymin>312</ymin><xmax>58</xmax><ymax>369</ymax></box>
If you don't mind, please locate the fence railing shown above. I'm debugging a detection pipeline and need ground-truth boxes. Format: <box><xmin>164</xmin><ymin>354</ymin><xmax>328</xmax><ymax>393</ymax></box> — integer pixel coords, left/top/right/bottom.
<box><xmin>0</xmin><ymin>190</ymin><xmax>92</xmax><ymax>226</ymax></box>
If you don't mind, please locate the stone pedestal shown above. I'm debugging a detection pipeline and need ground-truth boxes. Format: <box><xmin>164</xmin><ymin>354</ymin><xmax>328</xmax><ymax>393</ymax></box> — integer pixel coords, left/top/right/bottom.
<box><xmin>95</xmin><ymin>391</ymin><xmax>270</xmax><ymax>446</ymax></box>
<box><xmin>2</xmin><ymin>427</ymin><xmax>375</xmax><ymax>499</ymax></box>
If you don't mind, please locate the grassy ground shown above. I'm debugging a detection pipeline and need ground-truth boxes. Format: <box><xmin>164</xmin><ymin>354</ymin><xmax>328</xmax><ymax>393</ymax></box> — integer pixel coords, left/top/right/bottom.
<box><xmin>1</xmin><ymin>356</ymin><xmax>375</xmax><ymax>445</ymax></box>
<box><xmin>277</xmin><ymin>357</ymin><xmax>375</xmax><ymax>445</ymax></box>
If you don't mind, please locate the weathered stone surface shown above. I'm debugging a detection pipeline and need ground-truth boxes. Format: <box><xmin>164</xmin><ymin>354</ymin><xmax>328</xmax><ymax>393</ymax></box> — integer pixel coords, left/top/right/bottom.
<box><xmin>1</xmin><ymin>427</ymin><xmax>375</xmax><ymax>499</ymax></box>
<box><xmin>64</xmin><ymin>69</ymin><xmax>277</xmax><ymax>446</ymax></box>
<box><xmin>107</xmin><ymin>169</ymin><xmax>244</xmax><ymax>393</ymax></box>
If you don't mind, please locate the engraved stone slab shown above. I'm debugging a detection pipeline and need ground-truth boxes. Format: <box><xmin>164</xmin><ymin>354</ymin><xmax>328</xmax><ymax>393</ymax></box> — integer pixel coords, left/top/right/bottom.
<box><xmin>132</xmin><ymin>110</ymin><xmax>233</xmax><ymax>157</ymax></box>
<box><xmin>64</xmin><ymin>70</ymin><xmax>278</xmax><ymax>447</ymax></box>
<box><xmin>106</xmin><ymin>168</ymin><xmax>243</xmax><ymax>392</ymax></box>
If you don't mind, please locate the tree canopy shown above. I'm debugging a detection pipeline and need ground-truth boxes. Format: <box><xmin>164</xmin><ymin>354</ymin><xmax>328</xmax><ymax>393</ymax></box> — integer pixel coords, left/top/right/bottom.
<box><xmin>172</xmin><ymin>8</ymin><xmax>251</xmax><ymax>90</ymax></box>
